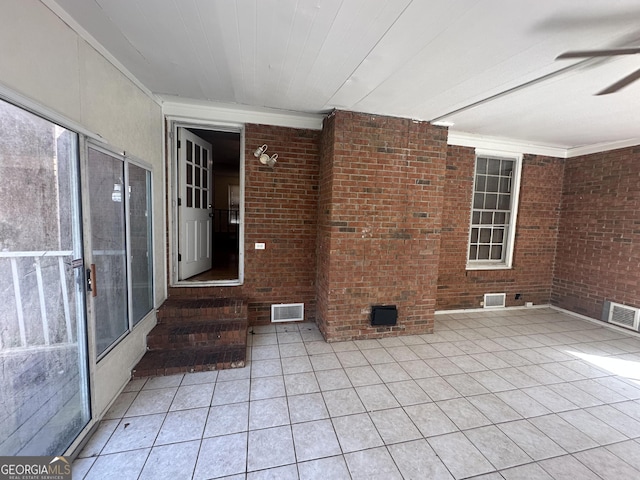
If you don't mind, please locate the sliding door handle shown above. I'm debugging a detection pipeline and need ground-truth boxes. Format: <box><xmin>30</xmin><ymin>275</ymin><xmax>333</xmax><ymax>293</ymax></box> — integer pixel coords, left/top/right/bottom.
<box><xmin>86</xmin><ymin>264</ymin><xmax>97</xmax><ymax>297</ymax></box>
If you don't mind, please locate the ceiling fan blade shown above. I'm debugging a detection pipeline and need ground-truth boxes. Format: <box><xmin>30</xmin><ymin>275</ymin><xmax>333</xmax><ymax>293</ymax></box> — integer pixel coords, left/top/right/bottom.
<box><xmin>596</xmin><ymin>67</ymin><xmax>640</xmax><ymax>95</ymax></box>
<box><xmin>556</xmin><ymin>47</ymin><xmax>640</xmax><ymax>59</ymax></box>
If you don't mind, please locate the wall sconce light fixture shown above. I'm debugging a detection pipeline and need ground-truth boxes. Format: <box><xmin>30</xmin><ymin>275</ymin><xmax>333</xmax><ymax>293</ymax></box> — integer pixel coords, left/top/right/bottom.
<box><xmin>253</xmin><ymin>144</ymin><xmax>278</xmax><ymax>168</ymax></box>
<box><xmin>253</xmin><ymin>144</ymin><xmax>267</xmax><ymax>157</ymax></box>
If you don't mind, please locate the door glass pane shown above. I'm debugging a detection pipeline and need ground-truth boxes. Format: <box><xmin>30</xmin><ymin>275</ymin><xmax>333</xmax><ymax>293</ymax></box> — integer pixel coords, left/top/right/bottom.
<box><xmin>186</xmin><ymin>162</ymin><xmax>192</xmax><ymax>185</ymax></box>
<box><xmin>129</xmin><ymin>164</ymin><xmax>153</xmax><ymax>324</ymax></box>
<box><xmin>88</xmin><ymin>147</ymin><xmax>128</xmax><ymax>357</ymax></box>
<box><xmin>0</xmin><ymin>99</ymin><xmax>89</xmax><ymax>455</ymax></box>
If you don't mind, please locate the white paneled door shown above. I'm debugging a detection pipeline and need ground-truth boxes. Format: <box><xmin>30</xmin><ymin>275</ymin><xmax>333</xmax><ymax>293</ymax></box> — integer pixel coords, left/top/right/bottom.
<box><xmin>178</xmin><ymin>128</ymin><xmax>213</xmax><ymax>279</ymax></box>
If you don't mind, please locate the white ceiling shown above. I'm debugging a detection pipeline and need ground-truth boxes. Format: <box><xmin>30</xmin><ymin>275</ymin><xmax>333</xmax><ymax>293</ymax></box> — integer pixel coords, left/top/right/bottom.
<box><xmin>51</xmin><ymin>0</ymin><xmax>640</xmax><ymax>151</ymax></box>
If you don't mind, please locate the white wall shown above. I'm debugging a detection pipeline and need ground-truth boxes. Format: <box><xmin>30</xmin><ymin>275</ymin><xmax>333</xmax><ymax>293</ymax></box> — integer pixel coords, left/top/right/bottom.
<box><xmin>0</xmin><ymin>0</ymin><xmax>165</xmax><ymax>451</ymax></box>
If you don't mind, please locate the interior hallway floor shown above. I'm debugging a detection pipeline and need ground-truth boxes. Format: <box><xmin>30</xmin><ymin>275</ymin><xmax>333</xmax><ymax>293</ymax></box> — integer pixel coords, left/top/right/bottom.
<box><xmin>72</xmin><ymin>308</ymin><xmax>640</xmax><ymax>479</ymax></box>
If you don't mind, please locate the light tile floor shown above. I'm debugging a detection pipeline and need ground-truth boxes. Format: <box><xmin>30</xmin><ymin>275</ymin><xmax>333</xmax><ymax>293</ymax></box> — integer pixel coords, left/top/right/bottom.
<box><xmin>73</xmin><ymin>308</ymin><xmax>640</xmax><ymax>479</ymax></box>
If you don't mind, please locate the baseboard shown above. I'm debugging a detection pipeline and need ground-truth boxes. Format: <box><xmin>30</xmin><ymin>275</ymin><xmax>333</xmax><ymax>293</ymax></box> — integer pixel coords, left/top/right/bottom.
<box><xmin>550</xmin><ymin>305</ymin><xmax>640</xmax><ymax>339</ymax></box>
<box><xmin>435</xmin><ymin>304</ymin><xmax>551</xmax><ymax>315</ymax></box>
<box><xmin>435</xmin><ymin>304</ymin><xmax>640</xmax><ymax>338</ymax></box>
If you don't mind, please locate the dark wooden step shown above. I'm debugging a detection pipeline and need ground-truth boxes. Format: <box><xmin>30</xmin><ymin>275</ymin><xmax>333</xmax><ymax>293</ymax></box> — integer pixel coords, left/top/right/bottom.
<box><xmin>132</xmin><ymin>345</ymin><xmax>246</xmax><ymax>379</ymax></box>
<box><xmin>157</xmin><ymin>297</ymin><xmax>246</xmax><ymax>324</ymax></box>
<box><xmin>146</xmin><ymin>319</ymin><xmax>247</xmax><ymax>350</ymax></box>
<box><xmin>132</xmin><ymin>297</ymin><xmax>248</xmax><ymax>378</ymax></box>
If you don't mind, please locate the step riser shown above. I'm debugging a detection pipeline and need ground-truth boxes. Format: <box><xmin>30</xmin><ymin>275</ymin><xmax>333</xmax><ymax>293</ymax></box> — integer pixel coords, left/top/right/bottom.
<box><xmin>132</xmin><ymin>347</ymin><xmax>246</xmax><ymax>379</ymax></box>
<box><xmin>156</xmin><ymin>298</ymin><xmax>247</xmax><ymax>324</ymax></box>
<box><xmin>157</xmin><ymin>309</ymin><xmax>246</xmax><ymax>323</ymax></box>
<box><xmin>148</xmin><ymin>329</ymin><xmax>245</xmax><ymax>350</ymax></box>
<box><xmin>133</xmin><ymin>361</ymin><xmax>246</xmax><ymax>379</ymax></box>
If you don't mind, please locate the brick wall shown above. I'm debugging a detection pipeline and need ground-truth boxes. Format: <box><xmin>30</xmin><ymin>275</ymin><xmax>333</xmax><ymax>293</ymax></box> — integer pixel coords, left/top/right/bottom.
<box><xmin>552</xmin><ymin>145</ymin><xmax>640</xmax><ymax>318</ymax></box>
<box><xmin>437</xmin><ymin>146</ymin><xmax>564</xmax><ymax>310</ymax></box>
<box><xmin>317</xmin><ymin>111</ymin><xmax>448</xmax><ymax>341</ymax></box>
<box><xmin>165</xmin><ymin>116</ymin><xmax>640</xmax><ymax>331</ymax></box>
<box><xmin>169</xmin><ymin>124</ymin><xmax>320</xmax><ymax>325</ymax></box>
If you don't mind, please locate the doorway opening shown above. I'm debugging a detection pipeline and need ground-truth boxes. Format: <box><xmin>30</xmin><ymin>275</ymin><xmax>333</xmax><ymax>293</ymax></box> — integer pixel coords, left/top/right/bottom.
<box><xmin>175</xmin><ymin>126</ymin><xmax>242</xmax><ymax>284</ymax></box>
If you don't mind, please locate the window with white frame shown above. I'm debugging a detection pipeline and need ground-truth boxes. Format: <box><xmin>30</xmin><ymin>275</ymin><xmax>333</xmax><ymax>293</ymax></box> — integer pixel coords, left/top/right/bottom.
<box><xmin>87</xmin><ymin>144</ymin><xmax>154</xmax><ymax>358</ymax></box>
<box><xmin>467</xmin><ymin>153</ymin><xmax>521</xmax><ymax>269</ymax></box>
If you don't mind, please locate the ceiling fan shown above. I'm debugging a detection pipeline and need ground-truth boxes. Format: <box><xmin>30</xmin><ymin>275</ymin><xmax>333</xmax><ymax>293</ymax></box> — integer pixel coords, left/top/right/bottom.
<box><xmin>556</xmin><ymin>47</ymin><xmax>640</xmax><ymax>95</ymax></box>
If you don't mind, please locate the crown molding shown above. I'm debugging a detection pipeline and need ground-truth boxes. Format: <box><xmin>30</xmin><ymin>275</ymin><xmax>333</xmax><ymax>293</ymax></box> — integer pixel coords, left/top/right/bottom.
<box><xmin>447</xmin><ymin>131</ymin><xmax>567</xmax><ymax>158</ymax></box>
<box><xmin>161</xmin><ymin>96</ymin><xmax>325</xmax><ymax>130</ymax></box>
<box><xmin>565</xmin><ymin>138</ymin><xmax>640</xmax><ymax>158</ymax></box>
<box><xmin>448</xmin><ymin>130</ymin><xmax>640</xmax><ymax>159</ymax></box>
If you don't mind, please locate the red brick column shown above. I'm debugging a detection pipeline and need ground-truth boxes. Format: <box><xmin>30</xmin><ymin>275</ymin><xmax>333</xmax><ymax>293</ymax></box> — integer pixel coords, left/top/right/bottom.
<box><xmin>316</xmin><ymin>111</ymin><xmax>448</xmax><ymax>341</ymax></box>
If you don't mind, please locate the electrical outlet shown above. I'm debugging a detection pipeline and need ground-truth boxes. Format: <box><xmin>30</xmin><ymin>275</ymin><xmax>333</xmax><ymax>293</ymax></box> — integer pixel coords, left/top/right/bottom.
<box><xmin>255</xmin><ymin>243</ymin><xmax>265</xmax><ymax>250</ymax></box>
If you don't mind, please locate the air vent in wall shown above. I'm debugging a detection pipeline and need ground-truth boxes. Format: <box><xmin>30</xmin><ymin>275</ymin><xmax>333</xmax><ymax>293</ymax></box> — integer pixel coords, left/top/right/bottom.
<box><xmin>484</xmin><ymin>293</ymin><xmax>506</xmax><ymax>308</ymax></box>
<box><xmin>271</xmin><ymin>303</ymin><xmax>304</xmax><ymax>323</ymax></box>
<box><xmin>607</xmin><ymin>301</ymin><xmax>640</xmax><ymax>331</ymax></box>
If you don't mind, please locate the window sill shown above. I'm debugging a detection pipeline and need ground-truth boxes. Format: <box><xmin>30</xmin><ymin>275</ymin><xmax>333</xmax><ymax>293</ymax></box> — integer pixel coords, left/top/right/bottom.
<box><xmin>466</xmin><ymin>263</ymin><xmax>513</xmax><ymax>271</ymax></box>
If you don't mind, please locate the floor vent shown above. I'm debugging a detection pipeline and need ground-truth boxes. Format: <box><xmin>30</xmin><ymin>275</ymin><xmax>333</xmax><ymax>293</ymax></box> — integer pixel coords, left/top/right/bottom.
<box><xmin>271</xmin><ymin>303</ymin><xmax>304</xmax><ymax>323</ymax></box>
<box><xmin>484</xmin><ymin>293</ymin><xmax>506</xmax><ymax>309</ymax></box>
<box><xmin>606</xmin><ymin>301</ymin><xmax>640</xmax><ymax>331</ymax></box>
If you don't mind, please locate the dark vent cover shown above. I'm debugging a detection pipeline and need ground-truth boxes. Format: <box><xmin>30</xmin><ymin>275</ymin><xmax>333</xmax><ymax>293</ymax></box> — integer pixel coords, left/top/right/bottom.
<box><xmin>371</xmin><ymin>305</ymin><xmax>398</xmax><ymax>326</ymax></box>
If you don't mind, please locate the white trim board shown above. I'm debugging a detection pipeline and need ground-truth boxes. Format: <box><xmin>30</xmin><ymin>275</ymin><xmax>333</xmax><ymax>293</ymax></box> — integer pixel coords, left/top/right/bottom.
<box><xmin>434</xmin><ymin>304</ymin><xmax>550</xmax><ymax>315</ymax></box>
<box><xmin>565</xmin><ymin>138</ymin><xmax>640</xmax><ymax>158</ymax></box>
<box><xmin>448</xmin><ymin>130</ymin><xmax>640</xmax><ymax>159</ymax></box>
<box><xmin>0</xmin><ymin>81</ymin><xmax>104</xmax><ymax>143</ymax></box>
<box><xmin>448</xmin><ymin>131</ymin><xmax>566</xmax><ymax>158</ymax></box>
<box><xmin>550</xmin><ymin>306</ymin><xmax>640</xmax><ymax>339</ymax></box>
<box><xmin>162</xmin><ymin>96</ymin><xmax>324</xmax><ymax>131</ymax></box>
<box><xmin>434</xmin><ymin>304</ymin><xmax>640</xmax><ymax>340</ymax></box>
